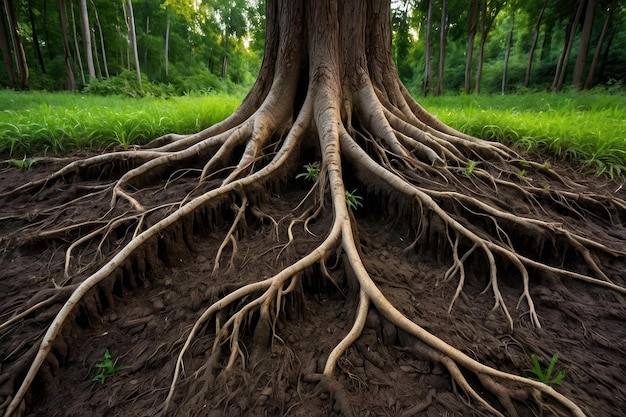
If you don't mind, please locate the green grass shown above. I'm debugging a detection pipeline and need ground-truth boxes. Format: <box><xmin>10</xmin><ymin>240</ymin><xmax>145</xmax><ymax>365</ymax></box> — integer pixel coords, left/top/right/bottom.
<box><xmin>2</xmin><ymin>89</ymin><xmax>625</xmax><ymax>178</ymax></box>
<box><xmin>420</xmin><ymin>90</ymin><xmax>626</xmax><ymax>178</ymax></box>
<box><xmin>0</xmin><ymin>90</ymin><xmax>241</xmax><ymax>155</ymax></box>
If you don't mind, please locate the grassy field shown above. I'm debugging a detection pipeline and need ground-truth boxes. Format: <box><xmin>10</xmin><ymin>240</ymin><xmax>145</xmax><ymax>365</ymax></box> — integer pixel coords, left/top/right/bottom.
<box><xmin>1</xmin><ymin>89</ymin><xmax>625</xmax><ymax>177</ymax></box>
<box><xmin>0</xmin><ymin>90</ymin><xmax>241</xmax><ymax>154</ymax></box>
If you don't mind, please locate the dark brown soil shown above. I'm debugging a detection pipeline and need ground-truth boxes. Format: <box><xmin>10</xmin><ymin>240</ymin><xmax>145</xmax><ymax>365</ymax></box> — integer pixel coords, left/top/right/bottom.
<box><xmin>1</xmin><ymin>155</ymin><xmax>625</xmax><ymax>417</ymax></box>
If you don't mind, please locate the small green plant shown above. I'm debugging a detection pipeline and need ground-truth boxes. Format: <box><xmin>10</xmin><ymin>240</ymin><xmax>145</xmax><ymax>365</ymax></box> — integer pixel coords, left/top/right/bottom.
<box><xmin>345</xmin><ymin>189</ymin><xmax>363</xmax><ymax>210</ymax></box>
<box><xmin>92</xmin><ymin>349</ymin><xmax>129</xmax><ymax>384</ymax></box>
<box><xmin>296</xmin><ymin>162</ymin><xmax>320</xmax><ymax>181</ymax></box>
<box><xmin>526</xmin><ymin>353</ymin><xmax>567</xmax><ymax>385</ymax></box>
<box><xmin>519</xmin><ymin>169</ymin><xmax>527</xmax><ymax>177</ymax></box>
<box><xmin>7</xmin><ymin>156</ymin><xmax>42</xmax><ymax>169</ymax></box>
<box><xmin>463</xmin><ymin>160</ymin><xmax>477</xmax><ymax>177</ymax></box>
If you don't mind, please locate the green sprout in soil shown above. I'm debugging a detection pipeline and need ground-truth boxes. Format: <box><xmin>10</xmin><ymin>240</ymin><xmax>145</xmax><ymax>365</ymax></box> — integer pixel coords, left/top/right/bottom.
<box><xmin>526</xmin><ymin>353</ymin><xmax>567</xmax><ymax>385</ymax></box>
<box><xmin>92</xmin><ymin>349</ymin><xmax>129</xmax><ymax>384</ymax></box>
<box><xmin>7</xmin><ymin>157</ymin><xmax>42</xmax><ymax>169</ymax></box>
<box><xmin>345</xmin><ymin>189</ymin><xmax>363</xmax><ymax>210</ymax></box>
<box><xmin>463</xmin><ymin>160</ymin><xmax>478</xmax><ymax>177</ymax></box>
<box><xmin>296</xmin><ymin>162</ymin><xmax>320</xmax><ymax>181</ymax></box>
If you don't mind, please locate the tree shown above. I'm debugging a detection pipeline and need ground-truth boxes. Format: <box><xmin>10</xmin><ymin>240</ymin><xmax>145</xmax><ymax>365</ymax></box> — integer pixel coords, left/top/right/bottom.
<box><xmin>584</xmin><ymin>0</ymin><xmax>616</xmax><ymax>89</ymax></box>
<box><xmin>57</xmin><ymin>0</ymin><xmax>76</xmax><ymax>91</ymax></box>
<box><xmin>124</xmin><ymin>0</ymin><xmax>141</xmax><ymax>87</ymax></box>
<box><xmin>475</xmin><ymin>0</ymin><xmax>504</xmax><ymax>94</ymax></box>
<box><xmin>2</xmin><ymin>0</ymin><xmax>29</xmax><ymax>89</ymax></box>
<box><xmin>524</xmin><ymin>0</ymin><xmax>548</xmax><ymax>87</ymax></box>
<box><xmin>572</xmin><ymin>0</ymin><xmax>596</xmax><ymax>88</ymax></box>
<box><xmin>436</xmin><ymin>0</ymin><xmax>448</xmax><ymax>96</ymax></box>
<box><xmin>0</xmin><ymin>1</ymin><xmax>15</xmax><ymax>88</ymax></box>
<box><xmin>2</xmin><ymin>1</ymin><xmax>625</xmax><ymax>416</ymax></box>
<box><xmin>79</xmin><ymin>0</ymin><xmax>96</xmax><ymax>79</ymax></box>
<box><xmin>464</xmin><ymin>0</ymin><xmax>479</xmax><ymax>93</ymax></box>
<box><xmin>551</xmin><ymin>0</ymin><xmax>585</xmax><ymax>91</ymax></box>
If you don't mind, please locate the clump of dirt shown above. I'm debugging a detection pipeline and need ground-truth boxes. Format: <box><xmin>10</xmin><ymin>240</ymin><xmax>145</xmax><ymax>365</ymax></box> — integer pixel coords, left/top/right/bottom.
<box><xmin>1</xmin><ymin>156</ymin><xmax>625</xmax><ymax>417</ymax></box>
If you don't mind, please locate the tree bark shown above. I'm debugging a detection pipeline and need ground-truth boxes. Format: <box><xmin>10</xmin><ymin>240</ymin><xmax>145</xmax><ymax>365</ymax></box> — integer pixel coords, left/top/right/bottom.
<box><xmin>502</xmin><ymin>16</ymin><xmax>514</xmax><ymax>95</ymax></box>
<box><xmin>165</xmin><ymin>10</ymin><xmax>170</xmax><ymax>82</ymax></box>
<box><xmin>524</xmin><ymin>0</ymin><xmax>548</xmax><ymax>87</ymax></box>
<box><xmin>27</xmin><ymin>0</ymin><xmax>46</xmax><ymax>74</ymax></box>
<box><xmin>436</xmin><ymin>0</ymin><xmax>448</xmax><ymax>96</ymax></box>
<box><xmin>125</xmin><ymin>0</ymin><xmax>141</xmax><ymax>88</ymax></box>
<box><xmin>57</xmin><ymin>0</ymin><xmax>75</xmax><ymax>91</ymax></box>
<box><xmin>474</xmin><ymin>0</ymin><xmax>487</xmax><ymax>94</ymax></box>
<box><xmin>91</xmin><ymin>0</ymin><xmax>109</xmax><ymax>79</ymax></box>
<box><xmin>0</xmin><ymin>3</ymin><xmax>15</xmax><ymax>88</ymax></box>
<box><xmin>584</xmin><ymin>1</ymin><xmax>614</xmax><ymax>89</ymax></box>
<box><xmin>422</xmin><ymin>0</ymin><xmax>433</xmax><ymax>96</ymax></box>
<box><xmin>572</xmin><ymin>0</ymin><xmax>595</xmax><ymax>88</ymax></box>
<box><xmin>3</xmin><ymin>0</ymin><xmax>29</xmax><ymax>89</ymax></box>
<box><xmin>464</xmin><ymin>0</ymin><xmax>479</xmax><ymax>94</ymax></box>
<box><xmin>79</xmin><ymin>0</ymin><xmax>95</xmax><ymax>79</ymax></box>
<box><xmin>551</xmin><ymin>0</ymin><xmax>585</xmax><ymax>91</ymax></box>
<box><xmin>70</xmin><ymin>2</ymin><xmax>85</xmax><ymax>85</ymax></box>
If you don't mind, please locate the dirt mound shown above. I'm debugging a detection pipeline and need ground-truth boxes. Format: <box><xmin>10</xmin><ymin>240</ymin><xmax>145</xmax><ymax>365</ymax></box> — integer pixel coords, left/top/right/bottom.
<box><xmin>1</xmin><ymin>157</ymin><xmax>625</xmax><ymax>417</ymax></box>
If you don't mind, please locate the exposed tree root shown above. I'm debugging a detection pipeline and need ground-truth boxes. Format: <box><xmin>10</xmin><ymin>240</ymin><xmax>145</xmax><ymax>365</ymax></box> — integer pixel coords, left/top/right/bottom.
<box><xmin>2</xmin><ymin>1</ymin><xmax>626</xmax><ymax>416</ymax></box>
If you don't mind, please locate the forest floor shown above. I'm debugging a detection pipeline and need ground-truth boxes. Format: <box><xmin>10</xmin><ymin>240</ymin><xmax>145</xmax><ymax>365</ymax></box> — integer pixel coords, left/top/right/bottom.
<box><xmin>1</xmin><ymin>152</ymin><xmax>625</xmax><ymax>417</ymax></box>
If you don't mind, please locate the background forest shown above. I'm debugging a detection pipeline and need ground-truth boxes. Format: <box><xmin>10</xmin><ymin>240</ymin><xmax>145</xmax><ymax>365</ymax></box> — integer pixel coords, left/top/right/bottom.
<box><xmin>1</xmin><ymin>0</ymin><xmax>625</xmax><ymax>96</ymax></box>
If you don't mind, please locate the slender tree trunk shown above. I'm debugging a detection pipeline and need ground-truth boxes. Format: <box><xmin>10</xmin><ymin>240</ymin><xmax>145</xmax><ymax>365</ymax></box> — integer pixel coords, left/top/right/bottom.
<box><xmin>597</xmin><ymin>25</ymin><xmax>614</xmax><ymax>81</ymax></box>
<box><xmin>436</xmin><ymin>0</ymin><xmax>448</xmax><ymax>96</ymax></box>
<box><xmin>551</xmin><ymin>0</ymin><xmax>585</xmax><ymax>91</ymax></box>
<box><xmin>91</xmin><ymin>0</ymin><xmax>109</xmax><ymax>79</ymax></box>
<box><xmin>464</xmin><ymin>0</ymin><xmax>479</xmax><ymax>94</ymax></box>
<box><xmin>125</xmin><ymin>0</ymin><xmax>141</xmax><ymax>87</ymax></box>
<box><xmin>91</xmin><ymin>25</ymin><xmax>101</xmax><ymax>78</ymax></box>
<box><xmin>502</xmin><ymin>16</ymin><xmax>514</xmax><ymax>95</ymax></box>
<box><xmin>57</xmin><ymin>0</ymin><xmax>75</xmax><ymax>91</ymax></box>
<box><xmin>3</xmin><ymin>0</ymin><xmax>28</xmax><ymax>89</ymax></box>
<box><xmin>70</xmin><ymin>2</ymin><xmax>85</xmax><ymax>84</ymax></box>
<box><xmin>165</xmin><ymin>10</ymin><xmax>169</xmax><ymax>82</ymax></box>
<box><xmin>422</xmin><ymin>0</ymin><xmax>433</xmax><ymax>97</ymax></box>
<box><xmin>584</xmin><ymin>2</ymin><xmax>613</xmax><ymax>89</ymax></box>
<box><xmin>27</xmin><ymin>0</ymin><xmax>46</xmax><ymax>74</ymax></box>
<box><xmin>0</xmin><ymin>4</ymin><xmax>15</xmax><ymax>88</ymax></box>
<box><xmin>144</xmin><ymin>15</ymin><xmax>149</xmax><ymax>76</ymax></box>
<box><xmin>572</xmin><ymin>0</ymin><xmax>595</xmax><ymax>88</ymax></box>
<box><xmin>79</xmin><ymin>0</ymin><xmax>95</xmax><ymax>79</ymax></box>
<box><xmin>524</xmin><ymin>0</ymin><xmax>548</xmax><ymax>87</ymax></box>
<box><xmin>540</xmin><ymin>19</ymin><xmax>553</xmax><ymax>62</ymax></box>
<box><xmin>474</xmin><ymin>0</ymin><xmax>487</xmax><ymax>94</ymax></box>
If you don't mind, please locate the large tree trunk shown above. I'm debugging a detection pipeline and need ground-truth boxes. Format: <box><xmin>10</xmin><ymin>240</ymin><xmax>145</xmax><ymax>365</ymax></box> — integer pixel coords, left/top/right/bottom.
<box><xmin>2</xmin><ymin>1</ymin><xmax>624</xmax><ymax>417</ymax></box>
<box><xmin>464</xmin><ymin>0</ymin><xmax>479</xmax><ymax>94</ymax></box>
<box><xmin>57</xmin><ymin>0</ymin><xmax>75</xmax><ymax>91</ymax></box>
<box><xmin>524</xmin><ymin>0</ymin><xmax>548</xmax><ymax>87</ymax></box>
<box><xmin>572</xmin><ymin>0</ymin><xmax>595</xmax><ymax>88</ymax></box>
<box><xmin>78</xmin><ymin>0</ymin><xmax>95</xmax><ymax>79</ymax></box>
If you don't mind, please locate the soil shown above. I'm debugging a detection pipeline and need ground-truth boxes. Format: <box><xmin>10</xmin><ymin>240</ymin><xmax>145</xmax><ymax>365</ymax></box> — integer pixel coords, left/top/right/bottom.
<box><xmin>1</xmin><ymin>154</ymin><xmax>625</xmax><ymax>417</ymax></box>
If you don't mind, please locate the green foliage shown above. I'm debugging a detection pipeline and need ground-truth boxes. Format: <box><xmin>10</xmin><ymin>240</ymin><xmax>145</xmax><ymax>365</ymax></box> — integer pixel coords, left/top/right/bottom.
<box><xmin>296</xmin><ymin>163</ymin><xmax>320</xmax><ymax>181</ymax></box>
<box><xmin>6</xmin><ymin>156</ymin><xmax>42</xmax><ymax>169</ymax></box>
<box><xmin>0</xmin><ymin>91</ymin><xmax>241</xmax><ymax>155</ymax></box>
<box><xmin>92</xmin><ymin>349</ymin><xmax>129</xmax><ymax>384</ymax></box>
<box><xmin>463</xmin><ymin>160</ymin><xmax>477</xmax><ymax>177</ymax></box>
<box><xmin>526</xmin><ymin>353</ymin><xmax>567</xmax><ymax>385</ymax></box>
<box><xmin>345</xmin><ymin>190</ymin><xmax>364</xmax><ymax>211</ymax></box>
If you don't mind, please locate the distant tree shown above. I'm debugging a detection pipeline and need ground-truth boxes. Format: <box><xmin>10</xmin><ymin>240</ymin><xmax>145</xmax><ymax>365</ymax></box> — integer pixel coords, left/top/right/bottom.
<box><xmin>464</xmin><ymin>0</ymin><xmax>479</xmax><ymax>93</ymax></box>
<box><xmin>79</xmin><ymin>0</ymin><xmax>96</xmax><ymax>79</ymax></box>
<box><xmin>551</xmin><ymin>0</ymin><xmax>585</xmax><ymax>91</ymax></box>
<box><xmin>0</xmin><ymin>1</ymin><xmax>15</xmax><ymax>88</ymax></box>
<box><xmin>2</xmin><ymin>0</ymin><xmax>29</xmax><ymax>89</ymax></box>
<box><xmin>524</xmin><ymin>0</ymin><xmax>549</xmax><ymax>87</ymax></box>
<box><xmin>57</xmin><ymin>0</ymin><xmax>76</xmax><ymax>91</ymax></box>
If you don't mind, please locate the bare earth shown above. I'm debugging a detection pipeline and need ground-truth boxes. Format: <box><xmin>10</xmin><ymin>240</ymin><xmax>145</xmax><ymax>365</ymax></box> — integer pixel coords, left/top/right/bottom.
<box><xmin>1</xmin><ymin>153</ymin><xmax>625</xmax><ymax>417</ymax></box>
